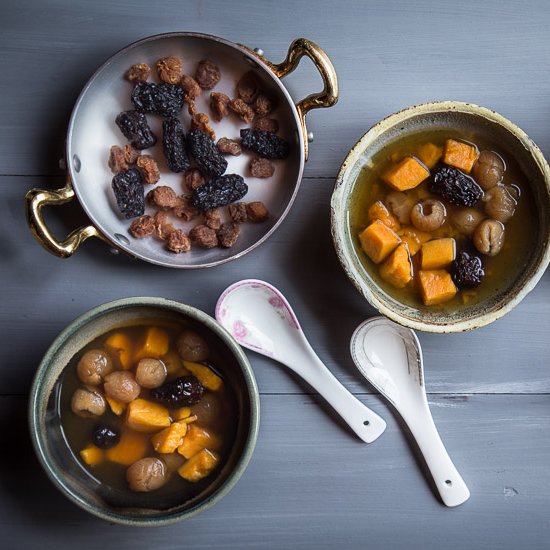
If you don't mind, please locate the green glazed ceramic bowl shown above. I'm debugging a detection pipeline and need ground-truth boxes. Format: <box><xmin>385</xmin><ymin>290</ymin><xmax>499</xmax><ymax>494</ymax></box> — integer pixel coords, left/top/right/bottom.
<box><xmin>29</xmin><ymin>297</ymin><xmax>260</xmax><ymax>526</ymax></box>
<box><xmin>331</xmin><ymin>101</ymin><xmax>550</xmax><ymax>332</ymax></box>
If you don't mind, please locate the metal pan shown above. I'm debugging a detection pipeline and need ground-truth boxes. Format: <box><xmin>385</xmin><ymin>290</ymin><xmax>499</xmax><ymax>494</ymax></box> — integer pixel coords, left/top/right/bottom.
<box><xmin>25</xmin><ymin>32</ymin><xmax>338</xmax><ymax>268</ymax></box>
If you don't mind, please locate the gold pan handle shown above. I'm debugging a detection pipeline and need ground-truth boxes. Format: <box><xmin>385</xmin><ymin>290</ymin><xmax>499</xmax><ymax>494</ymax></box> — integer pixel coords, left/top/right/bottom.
<box><xmin>251</xmin><ymin>38</ymin><xmax>339</xmax><ymax>160</ymax></box>
<box><xmin>25</xmin><ymin>179</ymin><xmax>105</xmax><ymax>258</ymax></box>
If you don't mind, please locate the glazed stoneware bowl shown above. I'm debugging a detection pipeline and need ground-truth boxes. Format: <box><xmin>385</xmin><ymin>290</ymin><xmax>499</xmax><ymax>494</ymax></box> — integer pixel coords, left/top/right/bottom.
<box><xmin>331</xmin><ymin>101</ymin><xmax>550</xmax><ymax>333</ymax></box>
<box><xmin>29</xmin><ymin>297</ymin><xmax>260</xmax><ymax>526</ymax></box>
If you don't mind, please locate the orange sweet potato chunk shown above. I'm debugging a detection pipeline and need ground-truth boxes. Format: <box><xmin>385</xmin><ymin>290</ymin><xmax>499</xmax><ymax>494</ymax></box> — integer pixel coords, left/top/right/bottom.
<box><xmin>177</xmin><ymin>424</ymin><xmax>221</xmax><ymax>459</ymax></box>
<box><xmin>367</xmin><ymin>200</ymin><xmax>401</xmax><ymax>232</ymax></box>
<box><xmin>183</xmin><ymin>361</ymin><xmax>223</xmax><ymax>391</ymax></box>
<box><xmin>105</xmin><ymin>429</ymin><xmax>150</xmax><ymax>466</ymax></box>
<box><xmin>106</xmin><ymin>395</ymin><xmax>126</xmax><ymax>416</ymax></box>
<box><xmin>359</xmin><ymin>220</ymin><xmax>401</xmax><ymax>264</ymax></box>
<box><xmin>416</xmin><ymin>143</ymin><xmax>443</xmax><ymax>169</ymax></box>
<box><xmin>397</xmin><ymin>226</ymin><xmax>432</xmax><ymax>256</ymax></box>
<box><xmin>177</xmin><ymin>449</ymin><xmax>220</xmax><ymax>482</ymax></box>
<box><xmin>80</xmin><ymin>444</ymin><xmax>104</xmax><ymax>466</ymax></box>
<box><xmin>420</xmin><ymin>238</ymin><xmax>456</xmax><ymax>270</ymax></box>
<box><xmin>172</xmin><ymin>407</ymin><xmax>192</xmax><ymax>421</ymax></box>
<box><xmin>379</xmin><ymin>243</ymin><xmax>413</xmax><ymax>288</ymax></box>
<box><xmin>135</xmin><ymin>327</ymin><xmax>170</xmax><ymax>360</ymax></box>
<box><xmin>104</xmin><ymin>333</ymin><xmax>134</xmax><ymax>370</ymax></box>
<box><xmin>382</xmin><ymin>156</ymin><xmax>430</xmax><ymax>191</ymax></box>
<box><xmin>151</xmin><ymin>422</ymin><xmax>188</xmax><ymax>454</ymax></box>
<box><xmin>163</xmin><ymin>350</ymin><xmax>186</xmax><ymax>377</ymax></box>
<box><xmin>418</xmin><ymin>270</ymin><xmax>457</xmax><ymax>306</ymax></box>
<box><xmin>442</xmin><ymin>139</ymin><xmax>478</xmax><ymax>173</ymax></box>
<box><xmin>126</xmin><ymin>399</ymin><xmax>171</xmax><ymax>433</ymax></box>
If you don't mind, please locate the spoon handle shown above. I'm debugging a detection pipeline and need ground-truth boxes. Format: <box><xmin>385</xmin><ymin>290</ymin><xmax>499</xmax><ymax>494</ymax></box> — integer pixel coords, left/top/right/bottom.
<box><xmin>285</xmin><ymin>347</ymin><xmax>386</xmax><ymax>443</ymax></box>
<box><xmin>406</xmin><ymin>406</ymin><xmax>470</xmax><ymax>507</ymax></box>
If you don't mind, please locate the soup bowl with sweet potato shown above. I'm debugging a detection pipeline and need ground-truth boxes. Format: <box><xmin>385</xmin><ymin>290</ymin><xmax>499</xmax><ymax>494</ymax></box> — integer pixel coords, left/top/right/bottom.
<box><xmin>331</xmin><ymin>101</ymin><xmax>550</xmax><ymax>332</ymax></box>
<box><xmin>29</xmin><ymin>297</ymin><xmax>259</xmax><ymax>526</ymax></box>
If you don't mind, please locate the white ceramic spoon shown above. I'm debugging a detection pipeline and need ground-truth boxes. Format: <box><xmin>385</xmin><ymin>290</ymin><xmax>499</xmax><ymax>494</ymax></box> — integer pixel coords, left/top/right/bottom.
<box><xmin>216</xmin><ymin>279</ymin><xmax>386</xmax><ymax>443</ymax></box>
<box><xmin>350</xmin><ymin>316</ymin><xmax>470</xmax><ymax>507</ymax></box>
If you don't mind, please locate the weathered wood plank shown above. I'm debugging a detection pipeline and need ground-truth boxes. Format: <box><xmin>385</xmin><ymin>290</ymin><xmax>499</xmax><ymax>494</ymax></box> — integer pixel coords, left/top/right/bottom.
<box><xmin>1</xmin><ymin>0</ymin><xmax>550</xmax><ymax>177</ymax></box>
<box><xmin>2</xmin><ymin>394</ymin><xmax>549</xmax><ymax>549</ymax></box>
<box><xmin>3</xmin><ymin>177</ymin><xmax>550</xmax><ymax>396</ymax></box>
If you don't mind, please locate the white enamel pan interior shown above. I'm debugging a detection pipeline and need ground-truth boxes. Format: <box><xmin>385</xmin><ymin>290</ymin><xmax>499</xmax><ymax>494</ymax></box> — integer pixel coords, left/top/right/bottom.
<box><xmin>67</xmin><ymin>32</ymin><xmax>305</xmax><ymax>268</ymax></box>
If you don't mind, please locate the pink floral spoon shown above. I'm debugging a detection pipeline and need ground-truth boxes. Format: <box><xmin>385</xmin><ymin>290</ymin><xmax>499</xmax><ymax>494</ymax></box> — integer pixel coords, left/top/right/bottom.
<box><xmin>215</xmin><ymin>279</ymin><xmax>386</xmax><ymax>443</ymax></box>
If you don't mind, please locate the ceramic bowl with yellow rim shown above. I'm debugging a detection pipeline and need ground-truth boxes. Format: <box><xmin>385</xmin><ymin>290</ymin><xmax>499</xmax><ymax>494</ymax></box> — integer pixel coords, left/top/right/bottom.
<box><xmin>331</xmin><ymin>101</ymin><xmax>550</xmax><ymax>332</ymax></box>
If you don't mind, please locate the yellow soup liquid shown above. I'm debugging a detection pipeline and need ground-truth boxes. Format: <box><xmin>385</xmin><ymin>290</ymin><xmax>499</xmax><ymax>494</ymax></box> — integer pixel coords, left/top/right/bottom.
<box><xmin>348</xmin><ymin>129</ymin><xmax>538</xmax><ymax>311</ymax></box>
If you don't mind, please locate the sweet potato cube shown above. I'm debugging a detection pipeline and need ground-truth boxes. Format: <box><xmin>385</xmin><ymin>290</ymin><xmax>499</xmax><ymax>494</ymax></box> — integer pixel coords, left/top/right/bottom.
<box><xmin>80</xmin><ymin>444</ymin><xmax>104</xmax><ymax>466</ymax></box>
<box><xmin>177</xmin><ymin>424</ymin><xmax>221</xmax><ymax>459</ymax></box>
<box><xmin>382</xmin><ymin>156</ymin><xmax>430</xmax><ymax>191</ymax></box>
<box><xmin>151</xmin><ymin>422</ymin><xmax>188</xmax><ymax>454</ymax></box>
<box><xmin>135</xmin><ymin>327</ymin><xmax>170</xmax><ymax>360</ymax></box>
<box><xmin>183</xmin><ymin>361</ymin><xmax>223</xmax><ymax>391</ymax></box>
<box><xmin>173</xmin><ymin>407</ymin><xmax>192</xmax><ymax>421</ymax></box>
<box><xmin>416</xmin><ymin>143</ymin><xmax>443</xmax><ymax>169</ymax></box>
<box><xmin>397</xmin><ymin>226</ymin><xmax>432</xmax><ymax>256</ymax></box>
<box><xmin>398</xmin><ymin>233</ymin><xmax>421</xmax><ymax>256</ymax></box>
<box><xmin>367</xmin><ymin>200</ymin><xmax>401</xmax><ymax>232</ymax></box>
<box><xmin>106</xmin><ymin>395</ymin><xmax>126</xmax><ymax>416</ymax></box>
<box><xmin>178</xmin><ymin>449</ymin><xmax>220</xmax><ymax>482</ymax></box>
<box><xmin>420</xmin><ymin>238</ymin><xmax>456</xmax><ymax>270</ymax></box>
<box><xmin>443</xmin><ymin>139</ymin><xmax>478</xmax><ymax>173</ymax></box>
<box><xmin>163</xmin><ymin>351</ymin><xmax>183</xmax><ymax>375</ymax></box>
<box><xmin>105</xmin><ymin>429</ymin><xmax>149</xmax><ymax>466</ymax></box>
<box><xmin>126</xmin><ymin>398</ymin><xmax>171</xmax><ymax>433</ymax></box>
<box><xmin>104</xmin><ymin>332</ymin><xmax>134</xmax><ymax>370</ymax></box>
<box><xmin>359</xmin><ymin>220</ymin><xmax>401</xmax><ymax>264</ymax></box>
<box><xmin>418</xmin><ymin>270</ymin><xmax>457</xmax><ymax>306</ymax></box>
<box><xmin>379</xmin><ymin>243</ymin><xmax>413</xmax><ymax>288</ymax></box>
<box><xmin>179</xmin><ymin>414</ymin><xmax>198</xmax><ymax>424</ymax></box>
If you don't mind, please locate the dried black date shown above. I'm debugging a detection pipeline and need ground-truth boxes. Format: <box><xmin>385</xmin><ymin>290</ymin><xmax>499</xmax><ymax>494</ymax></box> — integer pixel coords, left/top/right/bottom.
<box><xmin>187</xmin><ymin>129</ymin><xmax>227</xmax><ymax>178</ymax></box>
<box><xmin>162</xmin><ymin>117</ymin><xmax>189</xmax><ymax>172</ymax></box>
<box><xmin>131</xmin><ymin>81</ymin><xmax>185</xmax><ymax>117</ymax></box>
<box><xmin>115</xmin><ymin>110</ymin><xmax>157</xmax><ymax>150</ymax></box>
<box><xmin>240</xmin><ymin>129</ymin><xmax>290</xmax><ymax>159</ymax></box>
<box><xmin>111</xmin><ymin>168</ymin><xmax>144</xmax><ymax>219</ymax></box>
<box><xmin>150</xmin><ymin>375</ymin><xmax>205</xmax><ymax>406</ymax></box>
<box><xmin>451</xmin><ymin>251</ymin><xmax>485</xmax><ymax>288</ymax></box>
<box><xmin>192</xmin><ymin>174</ymin><xmax>248</xmax><ymax>212</ymax></box>
<box><xmin>429</xmin><ymin>165</ymin><xmax>484</xmax><ymax>207</ymax></box>
<box><xmin>92</xmin><ymin>424</ymin><xmax>120</xmax><ymax>449</ymax></box>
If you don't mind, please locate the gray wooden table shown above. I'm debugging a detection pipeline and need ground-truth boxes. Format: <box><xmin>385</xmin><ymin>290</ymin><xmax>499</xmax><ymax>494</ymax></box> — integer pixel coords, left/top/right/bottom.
<box><xmin>1</xmin><ymin>0</ymin><xmax>549</xmax><ymax>548</ymax></box>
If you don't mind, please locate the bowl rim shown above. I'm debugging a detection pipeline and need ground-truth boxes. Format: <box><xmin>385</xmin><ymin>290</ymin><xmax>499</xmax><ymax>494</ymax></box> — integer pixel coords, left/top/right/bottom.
<box><xmin>331</xmin><ymin>100</ymin><xmax>550</xmax><ymax>333</ymax></box>
<box><xmin>28</xmin><ymin>296</ymin><xmax>260</xmax><ymax>526</ymax></box>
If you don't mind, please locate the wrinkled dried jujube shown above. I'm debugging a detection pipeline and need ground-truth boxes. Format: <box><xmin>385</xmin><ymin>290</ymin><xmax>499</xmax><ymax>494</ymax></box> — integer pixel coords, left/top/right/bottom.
<box><xmin>240</xmin><ymin>129</ymin><xmax>290</xmax><ymax>159</ymax></box>
<box><xmin>112</xmin><ymin>168</ymin><xmax>145</xmax><ymax>219</ymax></box>
<box><xmin>115</xmin><ymin>110</ymin><xmax>157</xmax><ymax>150</ymax></box>
<box><xmin>187</xmin><ymin>129</ymin><xmax>228</xmax><ymax>178</ymax></box>
<box><xmin>191</xmin><ymin>174</ymin><xmax>248</xmax><ymax>212</ymax></box>
<box><xmin>131</xmin><ymin>82</ymin><xmax>185</xmax><ymax>117</ymax></box>
<box><xmin>162</xmin><ymin>117</ymin><xmax>190</xmax><ymax>173</ymax></box>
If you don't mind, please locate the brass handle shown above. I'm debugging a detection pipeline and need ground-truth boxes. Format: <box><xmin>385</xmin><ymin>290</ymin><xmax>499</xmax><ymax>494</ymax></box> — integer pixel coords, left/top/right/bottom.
<box><xmin>250</xmin><ymin>38</ymin><xmax>339</xmax><ymax>160</ymax></box>
<box><xmin>25</xmin><ymin>179</ymin><xmax>105</xmax><ymax>258</ymax></box>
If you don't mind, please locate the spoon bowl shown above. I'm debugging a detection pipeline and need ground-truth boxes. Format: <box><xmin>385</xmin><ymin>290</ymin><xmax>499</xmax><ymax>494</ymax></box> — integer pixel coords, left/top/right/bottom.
<box><xmin>216</xmin><ymin>279</ymin><xmax>386</xmax><ymax>443</ymax></box>
<box><xmin>351</xmin><ymin>316</ymin><xmax>470</xmax><ymax>507</ymax></box>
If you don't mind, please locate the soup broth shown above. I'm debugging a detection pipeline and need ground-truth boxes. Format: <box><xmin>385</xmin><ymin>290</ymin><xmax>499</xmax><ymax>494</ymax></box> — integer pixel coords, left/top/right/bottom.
<box><xmin>57</xmin><ymin>319</ymin><xmax>237</xmax><ymax>510</ymax></box>
<box><xmin>348</xmin><ymin>129</ymin><xmax>538</xmax><ymax>310</ymax></box>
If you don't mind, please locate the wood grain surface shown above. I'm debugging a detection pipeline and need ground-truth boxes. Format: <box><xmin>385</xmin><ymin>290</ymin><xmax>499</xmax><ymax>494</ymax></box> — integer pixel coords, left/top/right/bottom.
<box><xmin>1</xmin><ymin>0</ymin><xmax>549</xmax><ymax>548</ymax></box>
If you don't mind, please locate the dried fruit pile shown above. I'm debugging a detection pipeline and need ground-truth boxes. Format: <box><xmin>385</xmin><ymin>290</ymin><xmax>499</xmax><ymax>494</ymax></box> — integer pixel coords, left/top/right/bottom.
<box><xmin>357</xmin><ymin>138</ymin><xmax>521</xmax><ymax>307</ymax></box>
<box><xmin>108</xmin><ymin>55</ymin><xmax>291</xmax><ymax>254</ymax></box>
